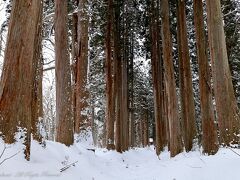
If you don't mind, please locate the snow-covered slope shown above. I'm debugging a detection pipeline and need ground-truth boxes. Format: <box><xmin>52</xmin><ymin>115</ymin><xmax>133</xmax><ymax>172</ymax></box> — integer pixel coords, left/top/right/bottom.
<box><xmin>0</xmin><ymin>138</ymin><xmax>240</xmax><ymax>180</ymax></box>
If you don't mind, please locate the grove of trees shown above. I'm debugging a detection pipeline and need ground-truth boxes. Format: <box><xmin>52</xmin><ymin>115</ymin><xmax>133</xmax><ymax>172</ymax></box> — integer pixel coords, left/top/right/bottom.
<box><xmin>0</xmin><ymin>0</ymin><xmax>239</xmax><ymax>160</ymax></box>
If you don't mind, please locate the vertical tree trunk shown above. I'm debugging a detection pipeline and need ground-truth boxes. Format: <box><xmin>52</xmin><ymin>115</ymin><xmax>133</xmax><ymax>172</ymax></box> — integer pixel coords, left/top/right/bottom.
<box><xmin>55</xmin><ymin>0</ymin><xmax>73</xmax><ymax>146</ymax></box>
<box><xmin>115</xmin><ymin>58</ymin><xmax>122</xmax><ymax>152</ymax></box>
<box><xmin>0</xmin><ymin>0</ymin><xmax>42</xmax><ymax>160</ymax></box>
<box><xmin>162</xmin><ymin>80</ymin><xmax>168</xmax><ymax>146</ymax></box>
<box><xmin>193</xmin><ymin>0</ymin><xmax>218</xmax><ymax>154</ymax></box>
<box><xmin>206</xmin><ymin>0</ymin><xmax>240</xmax><ymax>145</ymax></box>
<box><xmin>142</xmin><ymin>109</ymin><xmax>149</xmax><ymax>147</ymax></box>
<box><xmin>129</xmin><ymin>34</ymin><xmax>135</xmax><ymax>147</ymax></box>
<box><xmin>177</xmin><ymin>0</ymin><xmax>196</xmax><ymax>152</ymax></box>
<box><xmin>72</xmin><ymin>12</ymin><xmax>78</xmax><ymax>132</ymax></box>
<box><xmin>113</xmin><ymin>0</ymin><xmax>123</xmax><ymax>153</ymax></box>
<box><xmin>129</xmin><ymin>37</ymin><xmax>135</xmax><ymax>147</ymax></box>
<box><xmin>105</xmin><ymin>0</ymin><xmax>115</xmax><ymax>150</ymax></box>
<box><xmin>161</xmin><ymin>0</ymin><xmax>183</xmax><ymax>157</ymax></box>
<box><xmin>150</xmin><ymin>0</ymin><xmax>164</xmax><ymax>155</ymax></box>
<box><xmin>32</xmin><ymin>2</ymin><xmax>44</xmax><ymax>143</ymax></box>
<box><xmin>75</xmin><ymin>0</ymin><xmax>90</xmax><ymax>133</ymax></box>
<box><xmin>121</xmin><ymin>56</ymin><xmax>129</xmax><ymax>151</ymax></box>
<box><xmin>91</xmin><ymin>106</ymin><xmax>97</xmax><ymax>146</ymax></box>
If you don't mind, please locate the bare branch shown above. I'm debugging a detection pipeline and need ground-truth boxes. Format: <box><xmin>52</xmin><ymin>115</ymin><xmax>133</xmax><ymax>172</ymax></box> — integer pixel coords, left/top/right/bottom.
<box><xmin>0</xmin><ymin>144</ymin><xmax>6</xmax><ymax>160</ymax></box>
<box><xmin>43</xmin><ymin>66</ymin><xmax>55</xmax><ymax>72</ymax></box>
<box><xmin>0</xmin><ymin>150</ymin><xmax>22</xmax><ymax>166</ymax></box>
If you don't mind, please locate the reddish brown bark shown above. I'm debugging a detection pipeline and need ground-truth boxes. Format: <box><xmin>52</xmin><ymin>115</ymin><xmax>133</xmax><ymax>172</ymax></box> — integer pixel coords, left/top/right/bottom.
<box><xmin>0</xmin><ymin>0</ymin><xmax>42</xmax><ymax>160</ymax></box>
<box><xmin>32</xmin><ymin>2</ymin><xmax>44</xmax><ymax>143</ymax></box>
<box><xmin>121</xmin><ymin>56</ymin><xmax>129</xmax><ymax>151</ymax></box>
<box><xmin>150</xmin><ymin>0</ymin><xmax>164</xmax><ymax>155</ymax></box>
<box><xmin>177</xmin><ymin>0</ymin><xmax>196</xmax><ymax>152</ymax></box>
<box><xmin>113</xmin><ymin>1</ymin><xmax>123</xmax><ymax>153</ymax></box>
<box><xmin>105</xmin><ymin>0</ymin><xmax>115</xmax><ymax>150</ymax></box>
<box><xmin>161</xmin><ymin>0</ymin><xmax>183</xmax><ymax>157</ymax></box>
<box><xmin>55</xmin><ymin>0</ymin><xmax>74</xmax><ymax>146</ymax></box>
<box><xmin>193</xmin><ymin>0</ymin><xmax>218</xmax><ymax>154</ymax></box>
<box><xmin>115</xmin><ymin>57</ymin><xmax>123</xmax><ymax>152</ymax></box>
<box><xmin>75</xmin><ymin>0</ymin><xmax>90</xmax><ymax>133</ymax></box>
<box><xmin>206</xmin><ymin>0</ymin><xmax>240</xmax><ymax>145</ymax></box>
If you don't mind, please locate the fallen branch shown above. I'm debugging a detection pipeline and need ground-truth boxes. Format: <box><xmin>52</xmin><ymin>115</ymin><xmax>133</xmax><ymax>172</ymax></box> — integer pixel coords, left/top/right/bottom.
<box><xmin>87</xmin><ymin>148</ymin><xmax>95</xmax><ymax>153</ymax></box>
<box><xmin>0</xmin><ymin>144</ymin><xmax>6</xmax><ymax>159</ymax></box>
<box><xmin>60</xmin><ymin>161</ymin><xmax>78</xmax><ymax>172</ymax></box>
<box><xmin>0</xmin><ymin>150</ymin><xmax>21</xmax><ymax>166</ymax></box>
<box><xmin>227</xmin><ymin>147</ymin><xmax>240</xmax><ymax>157</ymax></box>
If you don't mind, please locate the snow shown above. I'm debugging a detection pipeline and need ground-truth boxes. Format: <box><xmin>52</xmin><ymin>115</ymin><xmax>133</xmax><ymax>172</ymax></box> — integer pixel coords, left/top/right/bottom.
<box><xmin>0</xmin><ymin>136</ymin><xmax>240</xmax><ymax>180</ymax></box>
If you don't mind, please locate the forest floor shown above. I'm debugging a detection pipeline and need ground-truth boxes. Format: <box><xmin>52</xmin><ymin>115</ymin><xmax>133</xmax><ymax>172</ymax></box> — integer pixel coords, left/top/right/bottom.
<box><xmin>0</xmin><ymin>137</ymin><xmax>240</xmax><ymax>180</ymax></box>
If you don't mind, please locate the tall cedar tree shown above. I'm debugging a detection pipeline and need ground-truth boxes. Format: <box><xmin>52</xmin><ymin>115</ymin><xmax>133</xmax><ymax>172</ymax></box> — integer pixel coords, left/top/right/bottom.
<box><xmin>32</xmin><ymin>2</ymin><xmax>44</xmax><ymax>143</ymax></box>
<box><xmin>55</xmin><ymin>0</ymin><xmax>74</xmax><ymax>145</ymax></box>
<box><xmin>105</xmin><ymin>0</ymin><xmax>115</xmax><ymax>150</ymax></box>
<box><xmin>129</xmin><ymin>34</ymin><xmax>135</xmax><ymax>148</ymax></box>
<box><xmin>206</xmin><ymin>0</ymin><xmax>240</xmax><ymax>145</ymax></box>
<box><xmin>75</xmin><ymin>0</ymin><xmax>90</xmax><ymax>133</ymax></box>
<box><xmin>141</xmin><ymin>109</ymin><xmax>149</xmax><ymax>147</ymax></box>
<box><xmin>177</xmin><ymin>0</ymin><xmax>196</xmax><ymax>151</ymax></box>
<box><xmin>150</xmin><ymin>0</ymin><xmax>165</xmax><ymax>155</ymax></box>
<box><xmin>72</xmin><ymin>12</ymin><xmax>78</xmax><ymax>133</ymax></box>
<box><xmin>114</xmin><ymin>0</ymin><xmax>123</xmax><ymax>153</ymax></box>
<box><xmin>0</xmin><ymin>0</ymin><xmax>42</xmax><ymax>160</ymax></box>
<box><xmin>121</xmin><ymin>0</ymin><xmax>130</xmax><ymax>151</ymax></box>
<box><xmin>193</xmin><ymin>0</ymin><xmax>218</xmax><ymax>154</ymax></box>
<box><xmin>161</xmin><ymin>0</ymin><xmax>183</xmax><ymax>157</ymax></box>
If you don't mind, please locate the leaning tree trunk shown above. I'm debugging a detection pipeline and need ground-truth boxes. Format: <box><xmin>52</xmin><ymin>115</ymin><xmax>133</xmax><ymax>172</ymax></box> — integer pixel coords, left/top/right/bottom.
<box><xmin>177</xmin><ymin>0</ymin><xmax>196</xmax><ymax>152</ymax></box>
<box><xmin>55</xmin><ymin>0</ymin><xmax>74</xmax><ymax>146</ymax></box>
<box><xmin>161</xmin><ymin>0</ymin><xmax>183</xmax><ymax>157</ymax></box>
<box><xmin>0</xmin><ymin>0</ymin><xmax>42</xmax><ymax>160</ymax></box>
<box><xmin>105</xmin><ymin>0</ymin><xmax>115</xmax><ymax>150</ymax></box>
<box><xmin>75</xmin><ymin>0</ymin><xmax>90</xmax><ymax>133</ymax></box>
<box><xmin>193</xmin><ymin>0</ymin><xmax>218</xmax><ymax>154</ymax></box>
<box><xmin>206</xmin><ymin>0</ymin><xmax>240</xmax><ymax>145</ymax></box>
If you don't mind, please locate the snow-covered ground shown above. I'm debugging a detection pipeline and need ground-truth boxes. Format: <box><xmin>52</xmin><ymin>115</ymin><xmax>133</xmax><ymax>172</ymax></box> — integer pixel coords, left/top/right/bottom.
<box><xmin>0</xmin><ymin>137</ymin><xmax>240</xmax><ymax>180</ymax></box>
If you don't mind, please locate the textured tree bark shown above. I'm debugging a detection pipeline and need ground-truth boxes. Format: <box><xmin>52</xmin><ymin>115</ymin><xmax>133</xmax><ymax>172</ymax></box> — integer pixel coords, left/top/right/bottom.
<box><xmin>55</xmin><ymin>0</ymin><xmax>74</xmax><ymax>146</ymax></box>
<box><xmin>150</xmin><ymin>0</ymin><xmax>164</xmax><ymax>155</ymax></box>
<box><xmin>142</xmin><ymin>109</ymin><xmax>149</xmax><ymax>147</ymax></box>
<box><xmin>32</xmin><ymin>2</ymin><xmax>44</xmax><ymax>143</ymax></box>
<box><xmin>163</xmin><ymin>80</ymin><xmax>170</xmax><ymax>146</ymax></box>
<box><xmin>121</xmin><ymin>56</ymin><xmax>129</xmax><ymax>151</ymax></box>
<box><xmin>206</xmin><ymin>0</ymin><xmax>240</xmax><ymax>145</ymax></box>
<box><xmin>177</xmin><ymin>0</ymin><xmax>196</xmax><ymax>152</ymax></box>
<box><xmin>72</xmin><ymin>12</ymin><xmax>78</xmax><ymax>133</ymax></box>
<box><xmin>113</xmin><ymin>0</ymin><xmax>123</xmax><ymax>153</ymax></box>
<box><xmin>115</xmin><ymin>58</ymin><xmax>122</xmax><ymax>152</ymax></box>
<box><xmin>129</xmin><ymin>34</ymin><xmax>135</xmax><ymax>148</ymax></box>
<box><xmin>193</xmin><ymin>0</ymin><xmax>218</xmax><ymax>154</ymax></box>
<box><xmin>105</xmin><ymin>0</ymin><xmax>115</xmax><ymax>150</ymax></box>
<box><xmin>0</xmin><ymin>0</ymin><xmax>42</xmax><ymax>160</ymax></box>
<box><xmin>161</xmin><ymin>0</ymin><xmax>183</xmax><ymax>157</ymax></box>
<box><xmin>75</xmin><ymin>0</ymin><xmax>90</xmax><ymax>133</ymax></box>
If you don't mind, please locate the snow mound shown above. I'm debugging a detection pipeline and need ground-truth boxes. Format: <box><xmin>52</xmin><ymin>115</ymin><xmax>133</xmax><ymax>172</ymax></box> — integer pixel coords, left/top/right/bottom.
<box><xmin>0</xmin><ymin>139</ymin><xmax>239</xmax><ymax>180</ymax></box>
